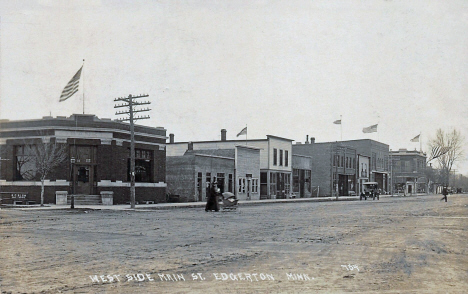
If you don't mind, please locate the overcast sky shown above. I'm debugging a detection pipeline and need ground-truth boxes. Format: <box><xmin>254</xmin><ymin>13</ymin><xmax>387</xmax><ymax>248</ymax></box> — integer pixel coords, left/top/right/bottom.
<box><xmin>0</xmin><ymin>0</ymin><xmax>467</xmax><ymax>172</ymax></box>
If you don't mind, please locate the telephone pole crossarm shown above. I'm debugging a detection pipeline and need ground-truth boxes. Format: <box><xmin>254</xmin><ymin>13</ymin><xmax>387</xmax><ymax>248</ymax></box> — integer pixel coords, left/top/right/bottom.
<box><xmin>113</xmin><ymin>94</ymin><xmax>151</xmax><ymax>209</ymax></box>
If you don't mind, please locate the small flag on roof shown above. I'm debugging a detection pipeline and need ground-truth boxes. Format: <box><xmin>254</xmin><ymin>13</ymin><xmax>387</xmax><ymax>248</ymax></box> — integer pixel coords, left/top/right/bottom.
<box><xmin>236</xmin><ymin>127</ymin><xmax>247</xmax><ymax>137</ymax></box>
<box><xmin>362</xmin><ymin>124</ymin><xmax>378</xmax><ymax>133</ymax></box>
<box><xmin>410</xmin><ymin>134</ymin><xmax>420</xmax><ymax>142</ymax></box>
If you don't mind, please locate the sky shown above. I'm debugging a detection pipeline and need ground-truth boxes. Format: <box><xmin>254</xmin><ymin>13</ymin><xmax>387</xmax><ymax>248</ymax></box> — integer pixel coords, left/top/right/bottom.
<box><xmin>0</xmin><ymin>0</ymin><xmax>467</xmax><ymax>172</ymax></box>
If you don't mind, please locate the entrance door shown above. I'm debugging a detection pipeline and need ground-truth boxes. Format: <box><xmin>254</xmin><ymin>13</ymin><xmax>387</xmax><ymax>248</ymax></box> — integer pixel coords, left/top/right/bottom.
<box><xmin>74</xmin><ymin>165</ymin><xmax>95</xmax><ymax>195</ymax></box>
<box><xmin>246</xmin><ymin>178</ymin><xmax>251</xmax><ymax>200</ymax></box>
<box><xmin>299</xmin><ymin>170</ymin><xmax>305</xmax><ymax>198</ymax></box>
<box><xmin>197</xmin><ymin>172</ymin><xmax>203</xmax><ymax>202</ymax></box>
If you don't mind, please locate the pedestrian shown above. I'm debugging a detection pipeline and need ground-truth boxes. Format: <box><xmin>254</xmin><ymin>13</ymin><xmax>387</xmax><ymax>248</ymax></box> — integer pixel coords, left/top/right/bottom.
<box><xmin>440</xmin><ymin>186</ymin><xmax>448</xmax><ymax>202</ymax></box>
<box><xmin>205</xmin><ymin>183</ymin><xmax>220</xmax><ymax>212</ymax></box>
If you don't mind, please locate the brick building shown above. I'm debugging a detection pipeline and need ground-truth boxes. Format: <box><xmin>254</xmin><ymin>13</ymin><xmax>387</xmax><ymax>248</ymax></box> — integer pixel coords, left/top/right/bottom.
<box><xmin>0</xmin><ymin>114</ymin><xmax>166</xmax><ymax>205</ymax></box>
<box><xmin>293</xmin><ymin>137</ymin><xmax>357</xmax><ymax>197</ymax></box>
<box><xmin>167</xmin><ymin>130</ymin><xmax>293</xmax><ymax>199</ymax></box>
<box><xmin>343</xmin><ymin>139</ymin><xmax>390</xmax><ymax>193</ymax></box>
<box><xmin>166</xmin><ymin>145</ymin><xmax>260</xmax><ymax>202</ymax></box>
<box><xmin>390</xmin><ymin>149</ymin><xmax>427</xmax><ymax>194</ymax></box>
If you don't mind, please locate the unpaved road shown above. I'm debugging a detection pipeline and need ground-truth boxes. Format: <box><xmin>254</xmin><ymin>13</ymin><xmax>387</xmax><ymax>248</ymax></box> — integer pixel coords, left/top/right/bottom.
<box><xmin>1</xmin><ymin>194</ymin><xmax>467</xmax><ymax>293</ymax></box>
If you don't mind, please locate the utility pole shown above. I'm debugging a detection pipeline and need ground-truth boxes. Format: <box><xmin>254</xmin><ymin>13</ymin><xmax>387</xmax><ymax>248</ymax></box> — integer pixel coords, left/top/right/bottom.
<box><xmin>114</xmin><ymin>94</ymin><xmax>151</xmax><ymax>208</ymax></box>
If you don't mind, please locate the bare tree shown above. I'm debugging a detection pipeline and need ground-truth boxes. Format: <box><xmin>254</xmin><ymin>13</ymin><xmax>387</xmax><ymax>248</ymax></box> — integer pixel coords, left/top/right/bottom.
<box><xmin>33</xmin><ymin>138</ymin><xmax>68</xmax><ymax>206</ymax></box>
<box><xmin>428</xmin><ymin>129</ymin><xmax>464</xmax><ymax>186</ymax></box>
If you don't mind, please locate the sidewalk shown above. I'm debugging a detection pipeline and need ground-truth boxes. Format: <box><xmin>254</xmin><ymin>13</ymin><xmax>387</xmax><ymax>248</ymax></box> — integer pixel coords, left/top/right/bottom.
<box><xmin>2</xmin><ymin>196</ymin><xmax>360</xmax><ymax>211</ymax></box>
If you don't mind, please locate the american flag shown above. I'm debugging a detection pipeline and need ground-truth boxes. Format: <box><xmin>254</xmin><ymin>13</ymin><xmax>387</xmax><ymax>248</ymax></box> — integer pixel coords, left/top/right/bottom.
<box><xmin>362</xmin><ymin>124</ymin><xmax>378</xmax><ymax>133</ymax></box>
<box><xmin>59</xmin><ymin>66</ymin><xmax>82</xmax><ymax>102</ymax></box>
<box><xmin>236</xmin><ymin>127</ymin><xmax>247</xmax><ymax>137</ymax></box>
<box><xmin>428</xmin><ymin>146</ymin><xmax>451</xmax><ymax>161</ymax></box>
<box><xmin>410</xmin><ymin>134</ymin><xmax>420</xmax><ymax>142</ymax></box>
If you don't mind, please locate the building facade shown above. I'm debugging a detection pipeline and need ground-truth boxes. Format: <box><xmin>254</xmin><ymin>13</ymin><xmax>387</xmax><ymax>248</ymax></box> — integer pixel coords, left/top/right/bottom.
<box><xmin>342</xmin><ymin>139</ymin><xmax>390</xmax><ymax>193</ymax></box>
<box><xmin>0</xmin><ymin>114</ymin><xmax>166</xmax><ymax>205</ymax></box>
<box><xmin>167</xmin><ymin>130</ymin><xmax>293</xmax><ymax>199</ymax></box>
<box><xmin>357</xmin><ymin>154</ymin><xmax>371</xmax><ymax>195</ymax></box>
<box><xmin>390</xmin><ymin>149</ymin><xmax>427</xmax><ymax>194</ymax></box>
<box><xmin>292</xmin><ymin>154</ymin><xmax>313</xmax><ymax>198</ymax></box>
<box><xmin>293</xmin><ymin>138</ymin><xmax>357</xmax><ymax>197</ymax></box>
<box><xmin>166</xmin><ymin>145</ymin><xmax>261</xmax><ymax>202</ymax></box>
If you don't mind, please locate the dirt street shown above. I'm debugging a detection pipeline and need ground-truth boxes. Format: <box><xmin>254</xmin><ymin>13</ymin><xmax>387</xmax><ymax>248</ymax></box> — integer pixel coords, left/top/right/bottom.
<box><xmin>1</xmin><ymin>194</ymin><xmax>467</xmax><ymax>293</ymax></box>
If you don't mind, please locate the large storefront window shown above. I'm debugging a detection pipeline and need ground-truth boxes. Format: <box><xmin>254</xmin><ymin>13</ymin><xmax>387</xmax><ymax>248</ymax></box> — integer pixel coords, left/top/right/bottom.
<box><xmin>128</xmin><ymin>148</ymin><xmax>153</xmax><ymax>182</ymax></box>
<box><xmin>269</xmin><ymin>172</ymin><xmax>277</xmax><ymax>196</ymax></box>
<box><xmin>15</xmin><ymin>145</ymin><xmax>37</xmax><ymax>181</ymax></box>
<box><xmin>293</xmin><ymin>169</ymin><xmax>300</xmax><ymax>193</ymax></box>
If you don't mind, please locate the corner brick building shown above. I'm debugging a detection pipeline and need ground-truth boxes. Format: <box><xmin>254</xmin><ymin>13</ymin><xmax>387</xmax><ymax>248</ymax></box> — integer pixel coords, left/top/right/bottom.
<box><xmin>0</xmin><ymin>114</ymin><xmax>166</xmax><ymax>205</ymax></box>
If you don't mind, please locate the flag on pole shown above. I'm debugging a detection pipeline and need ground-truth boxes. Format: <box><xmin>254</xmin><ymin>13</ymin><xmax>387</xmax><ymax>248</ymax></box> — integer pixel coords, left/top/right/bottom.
<box><xmin>59</xmin><ymin>66</ymin><xmax>82</xmax><ymax>102</ymax></box>
<box><xmin>428</xmin><ymin>146</ymin><xmax>451</xmax><ymax>161</ymax></box>
<box><xmin>362</xmin><ymin>124</ymin><xmax>378</xmax><ymax>133</ymax></box>
<box><xmin>236</xmin><ymin>127</ymin><xmax>247</xmax><ymax>137</ymax></box>
<box><xmin>333</xmin><ymin>119</ymin><xmax>341</xmax><ymax>125</ymax></box>
<box><xmin>410</xmin><ymin>134</ymin><xmax>420</xmax><ymax>142</ymax></box>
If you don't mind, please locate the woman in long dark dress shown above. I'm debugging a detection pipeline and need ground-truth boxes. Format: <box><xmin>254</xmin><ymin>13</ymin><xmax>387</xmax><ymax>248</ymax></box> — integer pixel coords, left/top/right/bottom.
<box><xmin>205</xmin><ymin>183</ymin><xmax>220</xmax><ymax>211</ymax></box>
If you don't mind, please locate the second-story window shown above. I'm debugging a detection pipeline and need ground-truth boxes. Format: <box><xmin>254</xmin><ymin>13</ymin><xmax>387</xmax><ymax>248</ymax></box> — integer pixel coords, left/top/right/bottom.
<box><xmin>273</xmin><ymin>148</ymin><xmax>278</xmax><ymax>165</ymax></box>
<box><xmin>279</xmin><ymin>150</ymin><xmax>283</xmax><ymax>166</ymax></box>
<box><xmin>285</xmin><ymin>150</ymin><xmax>289</xmax><ymax>167</ymax></box>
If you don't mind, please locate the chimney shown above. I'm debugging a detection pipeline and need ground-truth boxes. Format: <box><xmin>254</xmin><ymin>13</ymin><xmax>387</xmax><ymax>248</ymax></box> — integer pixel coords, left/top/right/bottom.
<box><xmin>306</xmin><ymin>135</ymin><xmax>309</xmax><ymax>144</ymax></box>
<box><xmin>221</xmin><ymin>129</ymin><xmax>227</xmax><ymax>141</ymax></box>
<box><xmin>169</xmin><ymin>133</ymin><xmax>174</xmax><ymax>144</ymax></box>
<box><xmin>188</xmin><ymin>142</ymin><xmax>193</xmax><ymax>150</ymax></box>
<box><xmin>310</xmin><ymin>137</ymin><xmax>315</xmax><ymax>144</ymax></box>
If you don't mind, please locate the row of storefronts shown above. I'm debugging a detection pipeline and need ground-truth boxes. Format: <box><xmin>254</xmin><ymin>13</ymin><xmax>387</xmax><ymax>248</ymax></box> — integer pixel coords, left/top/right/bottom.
<box><xmin>0</xmin><ymin>115</ymin><xmax>427</xmax><ymax>205</ymax></box>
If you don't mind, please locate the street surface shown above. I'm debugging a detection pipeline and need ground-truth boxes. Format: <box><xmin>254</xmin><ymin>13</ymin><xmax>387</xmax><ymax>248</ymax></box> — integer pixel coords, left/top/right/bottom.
<box><xmin>1</xmin><ymin>194</ymin><xmax>467</xmax><ymax>293</ymax></box>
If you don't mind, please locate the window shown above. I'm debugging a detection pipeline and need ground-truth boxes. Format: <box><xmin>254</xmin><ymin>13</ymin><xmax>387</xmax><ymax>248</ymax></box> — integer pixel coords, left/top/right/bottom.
<box><xmin>15</xmin><ymin>145</ymin><xmax>37</xmax><ymax>181</ymax></box>
<box><xmin>293</xmin><ymin>169</ymin><xmax>300</xmax><ymax>193</ymax></box>
<box><xmin>217</xmin><ymin>173</ymin><xmax>225</xmax><ymax>192</ymax></box>
<box><xmin>252</xmin><ymin>178</ymin><xmax>259</xmax><ymax>193</ymax></box>
<box><xmin>238</xmin><ymin>177</ymin><xmax>246</xmax><ymax>193</ymax></box>
<box><xmin>305</xmin><ymin>170</ymin><xmax>311</xmax><ymax>193</ymax></box>
<box><xmin>270</xmin><ymin>172</ymin><xmax>277</xmax><ymax>196</ymax></box>
<box><xmin>284</xmin><ymin>173</ymin><xmax>291</xmax><ymax>195</ymax></box>
<box><xmin>228</xmin><ymin>174</ymin><xmax>233</xmax><ymax>193</ymax></box>
<box><xmin>273</xmin><ymin>148</ymin><xmax>278</xmax><ymax>165</ymax></box>
<box><xmin>285</xmin><ymin>151</ymin><xmax>289</xmax><ymax>167</ymax></box>
<box><xmin>279</xmin><ymin>150</ymin><xmax>283</xmax><ymax>166</ymax></box>
<box><xmin>206</xmin><ymin>172</ymin><xmax>211</xmax><ymax>188</ymax></box>
<box><xmin>128</xmin><ymin>148</ymin><xmax>153</xmax><ymax>182</ymax></box>
<box><xmin>260</xmin><ymin>172</ymin><xmax>268</xmax><ymax>196</ymax></box>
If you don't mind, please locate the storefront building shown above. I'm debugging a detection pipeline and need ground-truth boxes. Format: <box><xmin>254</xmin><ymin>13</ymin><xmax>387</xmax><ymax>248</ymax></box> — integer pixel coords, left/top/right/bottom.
<box><xmin>390</xmin><ymin>149</ymin><xmax>427</xmax><ymax>195</ymax></box>
<box><xmin>0</xmin><ymin>114</ymin><xmax>166</xmax><ymax>205</ymax></box>
<box><xmin>293</xmin><ymin>137</ymin><xmax>356</xmax><ymax>197</ymax></box>
<box><xmin>292</xmin><ymin>154</ymin><xmax>313</xmax><ymax>198</ymax></box>
<box><xmin>342</xmin><ymin>139</ymin><xmax>390</xmax><ymax>193</ymax></box>
<box><xmin>166</xmin><ymin>145</ymin><xmax>260</xmax><ymax>202</ymax></box>
<box><xmin>167</xmin><ymin>130</ymin><xmax>292</xmax><ymax>199</ymax></box>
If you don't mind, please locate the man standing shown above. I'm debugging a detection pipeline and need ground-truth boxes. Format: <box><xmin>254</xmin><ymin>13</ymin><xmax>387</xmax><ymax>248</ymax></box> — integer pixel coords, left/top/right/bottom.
<box><xmin>440</xmin><ymin>186</ymin><xmax>448</xmax><ymax>202</ymax></box>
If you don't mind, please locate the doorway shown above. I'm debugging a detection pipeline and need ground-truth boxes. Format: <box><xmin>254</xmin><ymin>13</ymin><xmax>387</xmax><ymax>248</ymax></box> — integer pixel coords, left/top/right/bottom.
<box><xmin>73</xmin><ymin>165</ymin><xmax>96</xmax><ymax>195</ymax></box>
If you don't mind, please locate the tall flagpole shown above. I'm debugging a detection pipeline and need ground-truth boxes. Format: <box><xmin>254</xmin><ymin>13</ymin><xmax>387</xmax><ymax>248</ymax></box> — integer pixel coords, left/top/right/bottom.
<box><xmin>420</xmin><ymin>131</ymin><xmax>422</xmax><ymax>152</ymax></box>
<box><xmin>82</xmin><ymin>59</ymin><xmax>85</xmax><ymax>114</ymax></box>
<box><xmin>340</xmin><ymin>115</ymin><xmax>342</xmax><ymax>141</ymax></box>
<box><xmin>245</xmin><ymin>124</ymin><xmax>248</xmax><ymax>145</ymax></box>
